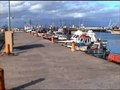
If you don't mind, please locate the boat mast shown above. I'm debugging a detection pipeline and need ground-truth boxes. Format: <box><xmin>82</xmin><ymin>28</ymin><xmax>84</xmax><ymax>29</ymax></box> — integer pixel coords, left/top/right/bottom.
<box><xmin>29</xmin><ymin>18</ymin><xmax>32</xmax><ymax>25</ymax></box>
<box><xmin>108</xmin><ymin>19</ymin><xmax>112</xmax><ymax>28</ymax></box>
<box><xmin>116</xmin><ymin>6</ymin><xmax>120</xmax><ymax>27</ymax></box>
<box><xmin>79</xmin><ymin>18</ymin><xmax>80</xmax><ymax>29</ymax></box>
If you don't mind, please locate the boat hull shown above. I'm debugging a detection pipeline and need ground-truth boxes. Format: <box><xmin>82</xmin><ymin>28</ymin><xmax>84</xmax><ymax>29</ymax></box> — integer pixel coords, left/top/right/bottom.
<box><xmin>111</xmin><ymin>31</ymin><xmax>120</xmax><ymax>34</ymax></box>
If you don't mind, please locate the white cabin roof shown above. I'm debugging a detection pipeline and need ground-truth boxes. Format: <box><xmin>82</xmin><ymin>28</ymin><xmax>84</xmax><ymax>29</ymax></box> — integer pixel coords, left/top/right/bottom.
<box><xmin>74</xmin><ymin>30</ymin><xmax>84</xmax><ymax>35</ymax></box>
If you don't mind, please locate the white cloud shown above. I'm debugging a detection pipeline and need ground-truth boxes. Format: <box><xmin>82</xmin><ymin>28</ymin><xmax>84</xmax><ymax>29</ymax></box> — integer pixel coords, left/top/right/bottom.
<box><xmin>11</xmin><ymin>5</ymin><xmax>25</xmax><ymax>12</ymax></box>
<box><xmin>29</xmin><ymin>4</ymin><xmax>43</xmax><ymax>12</ymax></box>
<box><xmin>47</xmin><ymin>10</ymin><xmax>59</xmax><ymax>14</ymax></box>
<box><xmin>0</xmin><ymin>1</ymin><xmax>8</xmax><ymax>14</ymax></box>
<box><xmin>23</xmin><ymin>2</ymin><xmax>31</xmax><ymax>6</ymax></box>
<box><xmin>0</xmin><ymin>1</ymin><xmax>119</xmax><ymax>27</ymax></box>
<box><xmin>72</xmin><ymin>13</ymin><xmax>86</xmax><ymax>18</ymax></box>
<box><xmin>59</xmin><ymin>13</ymin><xmax>86</xmax><ymax>18</ymax></box>
<box><xmin>0</xmin><ymin>1</ymin><xmax>31</xmax><ymax>14</ymax></box>
<box><xmin>10</xmin><ymin>1</ymin><xmax>25</xmax><ymax>7</ymax></box>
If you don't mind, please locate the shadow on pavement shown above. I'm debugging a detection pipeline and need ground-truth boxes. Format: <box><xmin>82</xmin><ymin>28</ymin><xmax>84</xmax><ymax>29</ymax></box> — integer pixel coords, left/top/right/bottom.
<box><xmin>10</xmin><ymin>78</ymin><xmax>45</xmax><ymax>90</ymax></box>
<box><xmin>14</xmin><ymin>44</ymin><xmax>45</xmax><ymax>50</ymax></box>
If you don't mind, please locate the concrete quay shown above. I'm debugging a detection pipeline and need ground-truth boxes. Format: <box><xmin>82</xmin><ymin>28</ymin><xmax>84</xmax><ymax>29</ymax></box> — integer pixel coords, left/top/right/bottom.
<box><xmin>0</xmin><ymin>32</ymin><xmax>120</xmax><ymax>89</ymax></box>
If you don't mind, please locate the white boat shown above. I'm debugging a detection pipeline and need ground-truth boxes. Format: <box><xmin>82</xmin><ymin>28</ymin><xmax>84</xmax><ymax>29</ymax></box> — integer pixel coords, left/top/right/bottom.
<box><xmin>56</xmin><ymin>29</ymin><xmax>107</xmax><ymax>52</ymax></box>
<box><xmin>71</xmin><ymin>30</ymin><xmax>97</xmax><ymax>43</ymax></box>
<box><xmin>58</xmin><ymin>35</ymin><xmax>67</xmax><ymax>40</ymax></box>
<box><xmin>111</xmin><ymin>30</ymin><xmax>120</xmax><ymax>34</ymax></box>
<box><xmin>24</xmin><ymin>25</ymin><xmax>33</xmax><ymax>32</ymax></box>
<box><xmin>110</xmin><ymin>26</ymin><xmax>120</xmax><ymax>34</ymax></box>
<box><xmin>66</xmin><ymin>33</ymin><xmax>91</xmax><ymax>51</ymax></box>
<box><xmin>86</xmin><ymin>30</ymin><xmax>97</xmax><ymax>42</ymax></box>
<box><xmin>106</xmin><ymin>29</ymin><xmax>111</xmax><ymax>33</ymax></box>
<box><xmin>65</xmin><ymin>30</ymin><xmax>94</xmax><ymax>51</ymax></box>
<box><xmin>87</xmin><ymin>41</ymin><xmax>110</xmax><ymax>58</ymax></box>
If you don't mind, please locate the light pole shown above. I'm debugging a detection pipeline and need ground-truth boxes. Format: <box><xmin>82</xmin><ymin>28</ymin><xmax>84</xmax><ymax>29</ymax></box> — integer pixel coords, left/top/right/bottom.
<box><xmin>119</xmin><ymin>3</ymin><xmax>120</xmax><ymax>27</ymax></box>
<box><xmin>8</xmin><ymin>0</ymin><xmax>11</xmax><ymax>31</ymax></box>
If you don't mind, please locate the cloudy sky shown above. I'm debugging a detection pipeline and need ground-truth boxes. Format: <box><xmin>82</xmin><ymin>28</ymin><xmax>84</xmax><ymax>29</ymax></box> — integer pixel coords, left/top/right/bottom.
<box><xmin>0</xmin><ymin>1</ymin><xmax>120</xmax><ymax>28</ymax></box>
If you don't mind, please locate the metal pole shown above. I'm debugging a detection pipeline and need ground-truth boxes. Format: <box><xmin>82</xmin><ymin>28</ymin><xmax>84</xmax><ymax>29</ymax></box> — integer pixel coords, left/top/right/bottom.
<box><xmin>119</xmin><ymin>4</ymin><xmax>120</xmax><ymax>27</ymax></box>
<box><xmin>0</xmin><ymin>68</ymin><xmax>5</xmax><ymax>90</ymax></box>
<box><xmin>8</xmin><ymin>0</ymin><xmax>11</xmax><ymax>31</ymax></box>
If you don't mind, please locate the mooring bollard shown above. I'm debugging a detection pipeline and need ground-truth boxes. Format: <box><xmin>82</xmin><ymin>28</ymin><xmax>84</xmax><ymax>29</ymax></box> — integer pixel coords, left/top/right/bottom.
<box><xmin>0</xmin><ymin>68</ymin><xmax>5</xmax><ymax>90</ymax></box>
<box><xmin>71</xmin><ymin>41</ymin><xmax>75</xmax><ymax>52</ymax></box>
<box><xmin>5</xmin><ymin>44</ymin><xmax>10</xmax><ymax>54</ymax></box>
<box><xmin>5</xmin><ymin>31</ymin><xmax>13</xmax><ymax>54</ymax></box>
<box><xmin>51</xmin><ymin>37</ymin><xmax>54</xmax><ymax>44</ymax></box>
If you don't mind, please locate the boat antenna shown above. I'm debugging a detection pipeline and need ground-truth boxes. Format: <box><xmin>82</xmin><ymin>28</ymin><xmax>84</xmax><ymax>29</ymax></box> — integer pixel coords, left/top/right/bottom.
<box><xmin>29</xmin><ymin>18</ymin><xmax>32</xmax><ymax>25</ymax></box>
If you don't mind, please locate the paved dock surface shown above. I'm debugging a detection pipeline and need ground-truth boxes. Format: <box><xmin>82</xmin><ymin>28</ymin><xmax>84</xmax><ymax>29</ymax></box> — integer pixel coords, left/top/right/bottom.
<box><xmin>0</xmin><ymin>32</ymin><xmax>120</xmax><ymax>89</ymax></box>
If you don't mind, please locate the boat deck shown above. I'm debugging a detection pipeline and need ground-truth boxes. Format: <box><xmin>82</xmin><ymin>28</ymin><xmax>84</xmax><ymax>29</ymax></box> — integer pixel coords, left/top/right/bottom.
<box><xmin>0</xmin><ymin>32</ymin><xmax>120</xmax><ymax>89</ymax></box>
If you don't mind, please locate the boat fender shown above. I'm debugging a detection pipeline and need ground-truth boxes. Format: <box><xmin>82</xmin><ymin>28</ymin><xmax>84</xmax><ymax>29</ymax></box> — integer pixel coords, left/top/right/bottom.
<box><xmin>107</xmin><ymin>54</ymin><xmax>120</xmax><ymax>63</ymax></box>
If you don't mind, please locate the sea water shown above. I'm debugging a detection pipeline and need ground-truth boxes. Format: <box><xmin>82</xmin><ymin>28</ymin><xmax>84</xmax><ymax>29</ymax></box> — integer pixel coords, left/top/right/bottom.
<box><xmin>95</xmin><ymin>32</ymin><xmax>120</xmax><ymax>54</ymax></box>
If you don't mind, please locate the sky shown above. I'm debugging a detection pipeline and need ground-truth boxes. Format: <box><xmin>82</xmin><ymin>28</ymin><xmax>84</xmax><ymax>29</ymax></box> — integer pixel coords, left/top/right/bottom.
<box><xmin>0</xmin><ymin>1</ymin><xmax>120</xmax><ymax>28</ymax></box>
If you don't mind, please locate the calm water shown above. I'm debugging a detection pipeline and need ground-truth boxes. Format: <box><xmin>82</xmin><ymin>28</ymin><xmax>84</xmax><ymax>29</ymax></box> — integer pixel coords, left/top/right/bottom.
<box><xmin>95</xmin><ymin>32</ymin><xmax>120</xmax><ymax>54</ymax></box>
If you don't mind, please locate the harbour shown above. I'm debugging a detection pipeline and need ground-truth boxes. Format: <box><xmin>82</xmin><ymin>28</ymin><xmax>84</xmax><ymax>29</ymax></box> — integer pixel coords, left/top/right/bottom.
<box><xmin>0</xmin><ymin>23</ymin><xmax>120</xmax><ymax>90</ymax></box>
<box><xmin>0</xmin><ymin>31</ymin><xmax>120</xmax><ymax>89</ymax></box>
<box><xmin>0</xmin><ymin>1</ymin><xmax>120</xmax><ymax>90</ymax></box>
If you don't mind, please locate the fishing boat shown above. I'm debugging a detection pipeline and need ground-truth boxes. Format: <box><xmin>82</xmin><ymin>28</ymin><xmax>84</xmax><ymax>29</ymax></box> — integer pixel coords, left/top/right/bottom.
<box><xmin>86</xmin><ymin>30</ymin><xmax>97</xmax><ymax>42</ymax></box>
<box><xmin>57</xmin><ymin>29</ymin><xmax>97</xmax><ymax>51</ymax></box>
<box><xmin>58</xmin><ymin>35</ymin><xmax>67</xmax><ymax>40</ymax></box>
<box><xmin>56</xmin><ymin>29</ymin><xmax>109</xmax><ymax>52</ymax></box>
<box><xmin>111</xmin><ymin>26</ymin><xmax>120</xmax><ymax>34</ymax></box>
<box><xmin>111</xmin><ymin>30</ymin><xmax>120</xmax><ymax>34</ymax></box>
<box><xmin>24</xmin><ymin>25</ymin><xmax>33</xmax><ymax>32</ymax></box>
<box><xmin>86</xmin><ymin>40</ymin><xmax>110</xmax><ymax>58</ymax></box>
<box><xmin>71</xmin><ymin>30</ymin><xmax>84</xmax><ymax>40</ymax></box>
<box><xmin>66</xmin><ymin>33</ymin><xmax>92</xmax><ymax>51</ymax></box>
<box><xmin>71</xmin><ymin>30</ymin><xmax>97</xmax><ymax>43</ymax></box>
<box><xmin>75</xmin><ymin>34</ymin><xmax>91</xmax><ymax>51</ymax></box>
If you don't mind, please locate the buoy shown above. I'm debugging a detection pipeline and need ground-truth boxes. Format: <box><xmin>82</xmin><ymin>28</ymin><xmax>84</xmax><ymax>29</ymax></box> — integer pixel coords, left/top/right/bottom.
<box><xmin>107</xmin><ymin>53</ymin><xmax>120</xmax><ymax>63</ymax></box>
